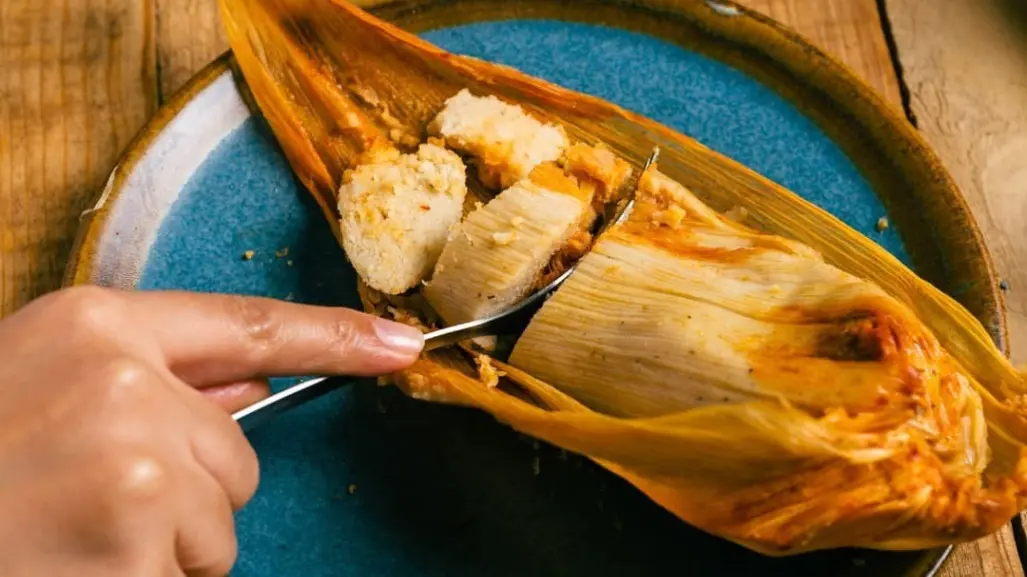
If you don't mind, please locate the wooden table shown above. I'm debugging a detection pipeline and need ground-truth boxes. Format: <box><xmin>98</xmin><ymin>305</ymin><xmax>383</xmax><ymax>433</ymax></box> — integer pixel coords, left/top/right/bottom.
<box><xmin>1</xmin><ymin>0</ymin><xmax>1025</xmax><ymax>575</ymax></box>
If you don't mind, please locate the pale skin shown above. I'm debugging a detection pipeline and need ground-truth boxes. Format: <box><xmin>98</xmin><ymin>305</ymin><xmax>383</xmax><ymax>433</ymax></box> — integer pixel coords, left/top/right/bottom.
<box><xmin>0</xmin><ymin>286</ymin><xmax>425</xmax><ymax>577</ymax></box>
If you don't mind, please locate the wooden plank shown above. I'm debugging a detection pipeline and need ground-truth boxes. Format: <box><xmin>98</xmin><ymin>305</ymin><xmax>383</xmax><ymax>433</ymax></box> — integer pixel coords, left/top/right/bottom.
<box><xmin>736</xmin><ymin>0</ymin><xmax>903</xmax><ymax>111</ymax></box>
<box><xmin>0</xmin><ymin>0</ymin><xmax>157</xmax><ymax>316</ymax></box>
<box><xmin>886</xmin><ymin>0</ymin><xmax>1027</xmax><ymax>569</ymax></box>
<box><xmin>937</xmin><ymin>524</ymin><xmax>1024</xmax><ymax>577</ymax></box>
<box><xmin>885</xmin><ymin>0</ymin><xmax>1027</xmax><ymax>368</ymax></box>
<box><xmin>156</xmin><ymin>0</ymin><xmax>227</xmax><ymax>100</ymax></box>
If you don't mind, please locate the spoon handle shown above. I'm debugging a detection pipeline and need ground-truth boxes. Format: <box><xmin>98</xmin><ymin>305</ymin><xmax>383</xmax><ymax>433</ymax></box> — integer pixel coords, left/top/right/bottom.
<box><xmin>232</xmin><ymin>323</ymin><xmax>466</xmax><ymax>432</ymax></box>
<box><xmin>233</xmin><ymin>376</ymin><xmax>351</xmax><ymax>432</ymax></box>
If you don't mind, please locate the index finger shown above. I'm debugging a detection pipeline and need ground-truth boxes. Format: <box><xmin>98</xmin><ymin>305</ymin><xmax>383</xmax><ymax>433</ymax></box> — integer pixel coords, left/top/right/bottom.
<box><xmin>118</xmin><ymin>290</ymin><xmax>424</xmax><ymax>386</ymax></box>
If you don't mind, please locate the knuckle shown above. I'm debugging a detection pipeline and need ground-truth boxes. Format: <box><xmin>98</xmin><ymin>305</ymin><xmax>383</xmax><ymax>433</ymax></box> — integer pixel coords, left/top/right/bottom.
<box><xmin>227</xmin><ymin>296</ymin><xmax>283</xmax><ymax>351</ymax></box>
<box><xmin>108</xmin><ymin>452</ymin><xmax>171</xmax><ymax>503</ymax></box>
<box><xmin>95</xmin><ymin>358</ymin><xmax>153</xmax><ymax>405</ymax></box>
<box><xmin>325</xmin><ymin>315</ymin><xmax>363</xmax><ymax>353</ymax></box>
<box><xmin>49</xmin><ymin>286</ymin><xmax>124</xmax><ymax>334</ymax></box>
<box><xmin>94</xmin><ymin>450</ymin><xmax>171</xmax><ymax>517</ymax></box>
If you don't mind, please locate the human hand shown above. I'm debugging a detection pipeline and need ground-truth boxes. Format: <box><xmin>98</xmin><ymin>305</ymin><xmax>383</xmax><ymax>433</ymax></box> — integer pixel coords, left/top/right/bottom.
<box><xmin>0</xmin><ymin>286</ymin><xmax>424</xmax><ymax>577</ymax></box>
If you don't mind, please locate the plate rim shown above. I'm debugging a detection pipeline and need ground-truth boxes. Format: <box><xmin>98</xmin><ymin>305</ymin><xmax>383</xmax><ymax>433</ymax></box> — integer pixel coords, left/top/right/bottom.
<box><xmin>62</xmin><ymin>1</ymin><xmax>990</xmax><ymax>573</ymax></box>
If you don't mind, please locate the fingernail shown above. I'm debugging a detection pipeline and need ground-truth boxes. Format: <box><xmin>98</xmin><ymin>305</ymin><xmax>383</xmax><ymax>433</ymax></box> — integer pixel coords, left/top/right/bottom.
<box><xmin>372</xmin><ymin>318</ymin><xmax>425</xmax><ymax>355</ymax></box>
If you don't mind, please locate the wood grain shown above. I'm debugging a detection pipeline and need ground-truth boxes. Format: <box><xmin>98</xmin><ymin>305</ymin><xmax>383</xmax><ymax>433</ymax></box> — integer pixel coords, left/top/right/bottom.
<box><xmin>938</xmin><ymin>525</ymin><xmax>1024</xmax><ymax>577</ymax></box>
<box><xmin>0</xmin><ymin>0</ymin><xmax>156</xmax><ymax>316</ymax></box>
<box><xmin>886</xmin><ymin>0</ymin><xmax>1027</xmax><ymax>566</ymax></box>
<box><xmin>737</xmin><ymin>0</ymin><xmax>903</xmax><ymax>111</ymax></box>
<box><xmin>156</xmin><ymin>0</ymin><xmax>227</xmax><ymax>100</ymax></box>
<box><xmin>885</xmin><ymin>0</ymin><xmax>1027</xmax><ymax>370</ymax></box>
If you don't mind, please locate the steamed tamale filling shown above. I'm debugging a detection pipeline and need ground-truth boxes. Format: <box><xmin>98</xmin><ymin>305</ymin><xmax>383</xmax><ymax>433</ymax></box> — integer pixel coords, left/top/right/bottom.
<box><xmin>536</xmin><ymin>229</ymin><xmax>593</xmax><ymax>290</ymax></box>
<box><xmin>559</xmin><ymin>142</ymin><xmax>634</xmax><ymax>207</ymax></box>
<box><xmin>220</xmin><ymin>0</ymin><xmax>1027</xmax><ymax>554</ymax></box>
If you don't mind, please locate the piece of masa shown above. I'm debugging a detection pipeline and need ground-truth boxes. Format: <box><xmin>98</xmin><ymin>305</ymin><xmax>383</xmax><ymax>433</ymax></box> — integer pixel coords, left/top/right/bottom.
<box><xmin>428</xmin><ymin>88</ymin><xmax>569</xmax><ymax>190</ymax></box>
<box><xmin>338</xmin><ymin>143</ymin><xmax>468</xmax><ymax>295</ymax></box>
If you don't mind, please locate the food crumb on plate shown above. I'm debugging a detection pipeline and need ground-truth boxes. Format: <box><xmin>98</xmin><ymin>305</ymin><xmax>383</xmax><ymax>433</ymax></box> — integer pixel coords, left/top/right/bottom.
<box><xmin>347</xmin><ymin>483</ymin><xmax>358</xmax><ymax>495</ymax></box>
<box><xmin>532</xmin><ymin>456</ymin><xmax>540</xmax><ymax>476</ymax></box>
<box><xmin>875</xmin><ymin>216</ymin><xmax>889</xmax><ymax>232</ymax></box>
<box><xmin>275</xmin><ymin>247</ymin><xmax>290</xmax><ymax>258</ymax></box>
<box><xmin>242</xmin><ymin>250</ymin><xmax>255</xmax><ymax>260</ymax></box>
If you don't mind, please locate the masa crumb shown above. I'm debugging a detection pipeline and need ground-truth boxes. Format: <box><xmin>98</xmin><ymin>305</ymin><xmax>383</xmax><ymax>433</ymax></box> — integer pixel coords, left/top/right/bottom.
<box><xmin>650</xmin><ymin>204</ymin><xmax>687</xmax><ymax>228</ymax></box>
<box><xmin>475</xmin><ymin>355</ymin><xmax>505</xmax><ymax>388</ymax></box>
<box><xmin>275</xmin><ymin>247</ymin><xmax>290</xmax><ymax>258</ymax></box>
<box><xmin>347</xmin><ymin>483</ymin><xmax>358</xmax><ymax>496</ymax></box>
<box><xmin>531</xmin><ymin>456</ymin><xmax>541</xmax><ymax>476</ymax></box>
<box><xmin>387</xmin><ymin>306</ymin><xmax>429</xmax><ymax>332</ymax></box>
<box><xmin>876</xmin><ymin>216</ymin><xmax>889</xmax><ymax>232</ymax></box>
<box><xmin>242</xmin><ymin>250</ymin><xmax>255</xmax><ymax>261</ymax></box>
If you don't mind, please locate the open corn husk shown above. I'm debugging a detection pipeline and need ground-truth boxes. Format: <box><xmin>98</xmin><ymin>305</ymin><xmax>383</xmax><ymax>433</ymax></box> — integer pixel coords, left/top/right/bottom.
<box><xmin>218</xmin><ymin>0</ymin><xmax>1027</xmax><ymax>555</ymax></box>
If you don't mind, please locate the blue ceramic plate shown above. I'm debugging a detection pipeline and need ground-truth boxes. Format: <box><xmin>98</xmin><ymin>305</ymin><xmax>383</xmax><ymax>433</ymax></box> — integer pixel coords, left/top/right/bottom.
<box><xmin>67</xmin><ymin>2</ymin><xmax>1003</xmax><ymax>575</ymax></box>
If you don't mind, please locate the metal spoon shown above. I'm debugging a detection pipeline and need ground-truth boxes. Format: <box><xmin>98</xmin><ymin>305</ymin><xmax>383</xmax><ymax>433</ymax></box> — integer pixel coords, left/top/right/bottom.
<box><xmin>233</xmin><ymin>148</ymin><xmax>660</xmax><ymax>432</ymax></box>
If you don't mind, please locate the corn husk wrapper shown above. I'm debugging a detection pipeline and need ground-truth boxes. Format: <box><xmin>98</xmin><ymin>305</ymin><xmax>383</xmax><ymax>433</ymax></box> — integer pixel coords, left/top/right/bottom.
<box><xmin>218</xmin><ymin>0</ymin><xmax>1027</xmax><ymax>555</ymax></box>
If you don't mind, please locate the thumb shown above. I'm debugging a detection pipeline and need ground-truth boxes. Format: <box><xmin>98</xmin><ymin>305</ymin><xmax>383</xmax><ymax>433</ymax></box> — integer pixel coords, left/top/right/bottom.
<box><xmin>117</xmin><ymin>290</ymin><xmax>425</xmax><ymax>386</ymax></box>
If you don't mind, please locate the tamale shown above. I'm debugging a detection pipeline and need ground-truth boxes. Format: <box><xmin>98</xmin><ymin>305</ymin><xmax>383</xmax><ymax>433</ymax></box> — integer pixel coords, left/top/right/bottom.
<box><xmin>218</xmin><ymin>0</ymin><xmax>1027</xmax><ymax>556</ymax></box>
